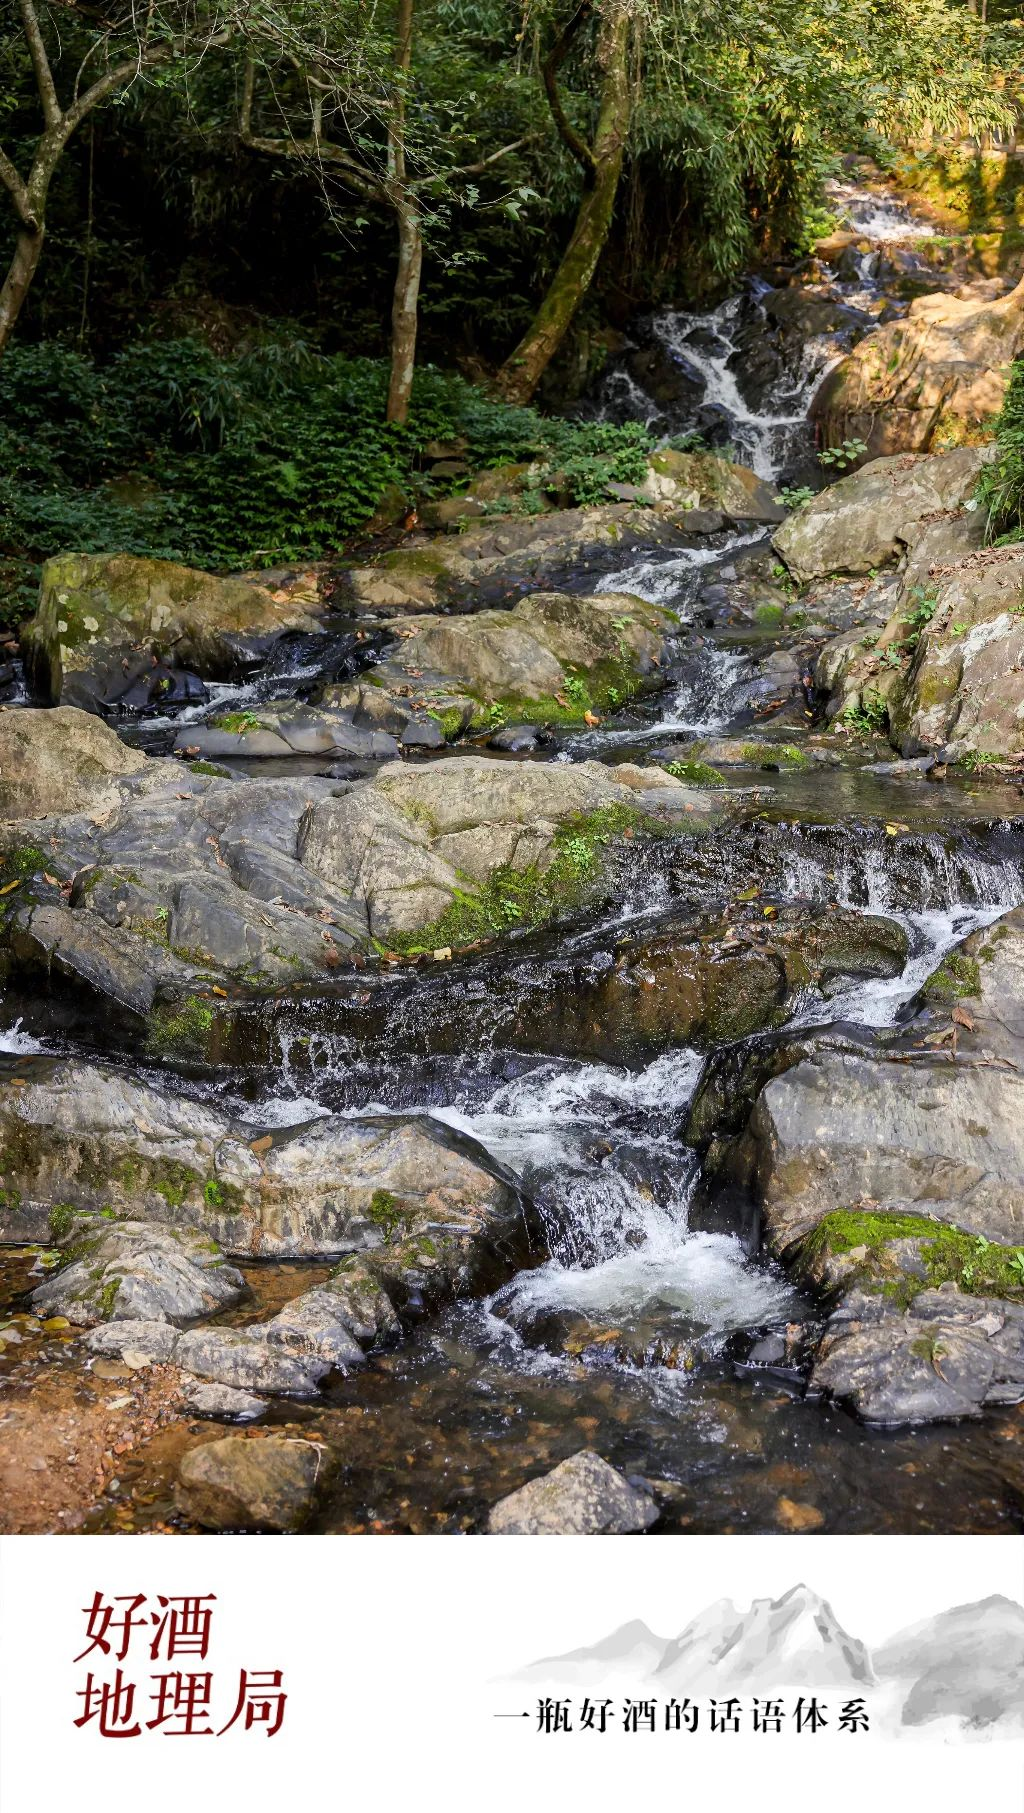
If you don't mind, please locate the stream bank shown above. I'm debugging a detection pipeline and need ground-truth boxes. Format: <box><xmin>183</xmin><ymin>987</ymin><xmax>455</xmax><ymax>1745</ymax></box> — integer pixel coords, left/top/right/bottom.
<box><xmin>2</xmin><ymin>178</ymin><xmax>1024</xmax><ymax>1535</ymax></box>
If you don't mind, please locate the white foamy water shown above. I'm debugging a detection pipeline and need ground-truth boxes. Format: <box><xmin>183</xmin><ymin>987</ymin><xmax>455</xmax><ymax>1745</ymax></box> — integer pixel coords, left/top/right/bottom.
<box><xmin>496</xmin><ymin>1221</ymin><xmax>796</xmax><ymax>1338</ymax></box>
<box><xmin>0</xmin><ymin>1019</ymin><xmax>44</xmax><ymax>1054</ymax></box>
<box><xmin>825</xmin><ymin>180</ymin><xmax>934</xmax><ymax>243</ymax></box>
<box><xmin>431</xmin><ymin>1048</ymin><xmax>795</xmax><ymax>1347</ymax></box>
<box><xmin>778</xmin><ymin>838</ymin><xmax>1024</xmax><ymax>1029</ymax></box>
<box><xmin>594</xmin><ymin>529</ymin><xmax>764</xmax><ymax>608</ymax></box>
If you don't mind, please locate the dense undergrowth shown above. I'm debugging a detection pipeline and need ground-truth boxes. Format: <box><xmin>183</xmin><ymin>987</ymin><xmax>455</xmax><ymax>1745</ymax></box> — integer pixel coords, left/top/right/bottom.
<box><xmin>978</xmin><ymin>355</ymin><xmax>1024</xmax><ymax>544</ymax></box>
<box><xmin>0</xmin><ymin>338</ymin><xmax>676</xmax><ymax>627</ymax></box>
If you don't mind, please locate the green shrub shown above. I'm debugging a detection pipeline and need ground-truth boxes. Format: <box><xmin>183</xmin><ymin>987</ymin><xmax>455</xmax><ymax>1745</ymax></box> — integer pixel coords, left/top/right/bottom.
<box><xmin>0</xmin><ymin>338</ymin><xmax>667</xmax><ymax>629</ymax></box>
<box><xmin>977</xmin><ymin>356</ymin><xmax>1024</xmax><ymax>543</ymax></box>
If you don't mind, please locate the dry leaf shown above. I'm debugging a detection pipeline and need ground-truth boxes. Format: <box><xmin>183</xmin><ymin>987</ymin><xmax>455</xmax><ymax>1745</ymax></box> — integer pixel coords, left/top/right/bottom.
<box><xmin>250</xmin><ymin>1134</ymin><xmax>273</xmax><ymax>1155</ymax></box>
<box><xmin>951</xmin><ymin>1003</ymin><xmax>975</xmax><ymax>1030</ymax></box>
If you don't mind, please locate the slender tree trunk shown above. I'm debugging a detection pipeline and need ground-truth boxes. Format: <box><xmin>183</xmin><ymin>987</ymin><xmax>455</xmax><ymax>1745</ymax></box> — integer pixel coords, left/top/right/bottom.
<box><xmin>497</xmin><ymin>1</ymin><xmax>631</xmax><ymax>405</ymax></box>
<box><xmin>0</xmin><ymin>223</ymin><xmax>45</xmax><ymax>353</ymax></box>
<box><xmin>387</xmin><ymin>200</ymin><xmax>423</xmax><ymax>423</ymax></box>
<box><xmin>384</xmin><ymin>0</ymin><xmax>420</xmax><ymax>424</ymax></box>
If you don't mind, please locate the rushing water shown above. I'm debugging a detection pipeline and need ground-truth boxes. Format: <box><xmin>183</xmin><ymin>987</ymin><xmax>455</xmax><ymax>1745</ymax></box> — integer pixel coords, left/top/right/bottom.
<box><xmin>5</xmin><ymin>176</ymin><xmax>1024</xmax><ymax>1537</ymax></box>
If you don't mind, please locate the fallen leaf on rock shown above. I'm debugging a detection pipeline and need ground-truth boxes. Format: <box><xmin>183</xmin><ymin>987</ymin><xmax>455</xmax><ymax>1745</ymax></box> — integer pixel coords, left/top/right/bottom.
<box><xmin>433</xmin><ymin>947</ymin><xmax>453</xmax><ymax>961</ymax></box>
<box><xmin>583</xmin><ymin>710</ymin><xmax>601</xmax><ymax>727</ymax></box>
<box><xmin>952</xmin><ymin>1003</ymin><xmax>975</xmax><ymax>1029</ymax></box>
<box><xmin>775</xmin><ymin>1496</ymin><xmax>824</xmax><ymax>1532</ymax></box>
<box><xmin>0</xmin><ymin>880</ymin><xmax>20</xmax><ymax>895</ymax></box>
<box><xmin>210</xmin><ymin>985</ymin><xmax>228</xmax><ymax>999</ymax></box>
<box><xmin>250</xmin><ymin>1134</ymin><xmax>273</xmax><ymax>1155</ymax></box>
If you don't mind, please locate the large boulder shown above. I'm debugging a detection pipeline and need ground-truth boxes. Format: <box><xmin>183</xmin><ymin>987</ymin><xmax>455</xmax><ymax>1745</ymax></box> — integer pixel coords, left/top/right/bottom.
<box><xmin>0</xmin><ymin>708</ymin><xmax>146</xmax><ymax>818</ymax></box>
<box><xmin>343</xmin><ymin>469</ymin><xmax>780</xmax><ymax>613</ymax></box>
<box><xmin>812</xmin><ymin>509</ymin><xmax>1024</xmax><ymax>757</ymax></box>
<box><xmin>0</xmin><ymin>757</ymin><xmax>720</xmax><ymax>1030</ymax></box>
<box><xmin>24</xmin><ymin>553</ymin><xmax>325</xmax><ymax>711</ymax></box>
<box><xmin>502</xmin><ymin>905</ymin><xmax>909</xmax><ymax>1063</ymax></box>
<box><xmin>295</xmin><ymin>755</ymin><xmax>721</xmax><ymax>943</ymax></box>
<box><xmin>812</xmin><ymin>279</ymin><xmax>1024</xmax><ymax>458</ymax></box>
<box><xmin>176</xmin><ymin>1434</ymin><xmax>330</xmax><ymax>1532</ymax></box>
<box><xmin>487</xmin><ymin>1450</ymin><xmax>659</xmax><ymax>1534</ymax></box>
<box><xmin>772</xmin><ymin>447</ymin><xmax>990</xmax><ymax>586</ymax></box>
<box><xmin>747</xmin><ymin>1049</ymin><xmax>1024</xmax><ymax>1254</ymax></box>
<box><xmin>638</xmin><ymin>450</ymin><xmax>784</xmax><ymax>524</ymax></box>
<box><xmin>30</xmin><ymin>1217</ymin><xmax>246</xmax><ymax>1326</ymax></box>
<box><xmin>0</xmin><ymin>1058</ymin><xmax>532</xmax><ymax>1291</ymax></box>
<box><xmin>361</xmin><ymin>589</ymin><xmax>674</xmax><ymax>724</ymax></box>
<box><xmin>810</xmin><ymin>1286</ymin><xmax>1024</xmax><ymax>1424</ymax></box>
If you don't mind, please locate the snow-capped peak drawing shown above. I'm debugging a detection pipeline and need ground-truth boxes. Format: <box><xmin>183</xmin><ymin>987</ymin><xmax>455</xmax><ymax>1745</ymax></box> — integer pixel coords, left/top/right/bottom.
<box><xmin>654</xmin><ymin>1583</ymin><xmax>875</xmax><ymax>1690</ymax></box>
<box><xmin>516</xmin><ymin>1584</ymin><xmax>1024</xmax><ymax>1737</ymax></box>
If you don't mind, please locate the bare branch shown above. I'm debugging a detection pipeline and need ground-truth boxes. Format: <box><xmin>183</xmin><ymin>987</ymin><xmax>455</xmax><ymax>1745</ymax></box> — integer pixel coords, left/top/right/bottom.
<box><xmin>417</xmin><ymin>134</ymin><xmax>536</xmax><ymax>185</ymax></box>
<box><xmin>240</xmin><ymin>55</ymin><xmax>384</xmax><ymax>202</ymax></box>
<box><xmin>19</xmin><ymin>0</ymin><xmax>62</xmax><ymax>130</ymax></box>
<box><xmin>63</xmin><ymin>27</ymin><xmax>233</xmax><ymax>137</ymax></box>
<box><xmin>543</xmin><ymin>1</ymin><xmax>597</xmax><ymax>179</ymax></box>
<box><xmin>0</xmin><ymin>146</ymin><xmax>39</xmax><ymax>229</ymax></box>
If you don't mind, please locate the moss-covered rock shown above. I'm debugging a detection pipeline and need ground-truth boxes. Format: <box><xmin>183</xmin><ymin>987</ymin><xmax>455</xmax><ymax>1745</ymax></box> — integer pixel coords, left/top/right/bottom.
<box><xmin>24</xmin><ymin>552</ymin><xmax>326</xmax><ymax>711</ymax></box>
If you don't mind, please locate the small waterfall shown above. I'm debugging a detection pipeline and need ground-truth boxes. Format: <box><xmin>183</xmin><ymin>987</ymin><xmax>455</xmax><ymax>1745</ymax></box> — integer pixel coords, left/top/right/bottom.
<box><xmin>824</xmin><ymin>179</ymin><xmax>934</xmax><ymax>243</ymax></box>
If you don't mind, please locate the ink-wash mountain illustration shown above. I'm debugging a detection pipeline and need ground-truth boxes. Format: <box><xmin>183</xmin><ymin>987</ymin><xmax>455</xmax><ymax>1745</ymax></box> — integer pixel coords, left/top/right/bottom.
<box><xmin>520</xmin><ymin>1585</ymin><xmax>1024</xmax><ymax>1737</ymax></box>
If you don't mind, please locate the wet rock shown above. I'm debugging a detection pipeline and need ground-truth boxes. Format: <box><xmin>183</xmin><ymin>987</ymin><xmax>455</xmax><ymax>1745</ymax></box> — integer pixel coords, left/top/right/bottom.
<box><xmin>24</xmin><ymin>553</ymin><xmax>326</xmax><ymax>711</ymax></box>
<box><xmin>30</xmin><ymin>1219</ymin><xmax>246</xmax><ymax>1328</ymax></box>
<box><xmin>640</xmin><ymin>450</ymin><xmax>784</xmax><ymax>524</ymax></box>
<box><xmin>298</xmin><ymin>755</ymin><xmax>723</xmax><ymax>943</ymax></box>
<box><xmin>180</xmin><ymin>1377</ymin><xmax>266</xmax><ymax>1422</ymax></box>
<box><xmin>174</xmin><ymin>1327</ymin><xmax>327</xmax><ymax>1396</ymax></box>
<box><xmin>253</xmin><ymin>1287</ymin><xmax>365</xmax><ymax>1371</ymax></box>
<box><xmin>772</xmin><ymin>447</ymin><xmax>990</xmax><ymax>586</ymax></box>
<box><xmin>324</xmin><ymin>1259</ymin><xmax>402</xmax><ymax>1345</ymax></box>
<box><xmin>813</xmin><ymin>279</ymin><xmax>1024</xmax><ymax>459</ymax></box>
<box><xmin>174</xmin><ymin>702</ymin><xmax>399</xmax><ymax>764</ymax></box>
<box><xmin>0</xmin><ymin>1058</ymin><xmax>533</xmax><ymax>1283</ymax></box>
<box><xmin>488</xmin><ymin>725</ymin><xmax>544</xmax><ymax>753</ymax></box>
<box><xmin>400</xmin><ymin>717</ymin><xmax>444</xmax><ymax>750</ymax></box>
<box><xmin>0</xmin><ymin>707</ymin><xmax>147</xmax><ymax>819</ymax></box>
<box><xmin>507</xmin><ymin>906</ymin><xmax>908</xmax><ymax>1062</ymax></box>
<box><xmin>0</xmin><ymin>755</ymin><xmax>722</xmax><ymax>1017</ymax></box>
<box><xmin>811</xmin><ymin>1287</ymin><xmax>1024</xmax><ymax>1424</ymax></box>
<box><xmin>747</xmin><ymin>1050</ymin><xmax>1024</xmax><ymax>1253</ymax></box>
<box><xmin>84</xmin><ymin>1320</ymin><xmax>182</xmax><ymax>1363</ymax></box>
<box><xmin>175</xmin><ymin>1434</ymin><xmax>330</xmax><ymax>1531</ymax></box>
<box><xmin>337</xmin><ymin>590</ymin><xmax>676</xmax><ymax>728</ymax></box>
<box><xmin>341</xmin><ymin>488</ymin><xmax>764</xmax><ymax>613</ymax></box>
<box><xmin>487</xmin><ymin>1450</ymin><xmax>659</xmax><ymax>1534</ymax></box>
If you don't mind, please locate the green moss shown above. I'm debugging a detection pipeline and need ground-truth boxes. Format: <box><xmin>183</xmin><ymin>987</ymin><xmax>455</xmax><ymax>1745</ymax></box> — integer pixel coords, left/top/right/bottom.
<box><xmin>426</xmin><ymin>707</ymin><xmax>467</xmax><ymax>742</ymax></box>
<box><xmin>384</xmin><ymin>803</ymin><xmax>657</xmax><ymax>954</ymax></box>
<box><xmin>740</xmin><ymin>742</ymin><xmax>809</xmax><ymax>769</ymax></box>
<box><xmin>368</xmin><ymin>1188</ymin><xmax>403</xmax><ymax>1240</ymax></box>
<box><xmin>664</xmin><ymin>759</ymin><xmax>724</xmax><ymax>786</ymax></box>
<box><xmin>0</xmin><ymin>1184</ymin><xmax>21</xmax><ymax>1213</ymax></box>
<box><xmin>146</xmin><ymin>996</ymin><xmax>217</xmax><ymax>1058</ymax></box>
<box><xmin>48</xmin><ymin>1201</ymin><xmax>76</xmax><ymax>1242</ymax></box>
<box><xmin>803</xmin><ymin>1208</ymin><xmax>1024</xmax><ymax>1306</ymax></box>
<box><xmin>754</xmin><ymin>603</ymin><xmax>784</xmax><ymax>628</ymax></box>
<box><xmin>187</xmin><ymin>760</ymin><xmax>232</xmax><ymax>779</ymax></box>
<box><xmin>98</xmin><ymin>1276</ymin><xmax>121</xmax><ymax>1320</ymax></box>
<box><xmin>152</xmin><ymin>1159</ymin><xmax>199</xmax><ymax>1210</ymax></box>
<box><xmin>203</xmin><ymin>1176</ymin><xmax>244</xmax><ymax>1213</ymax></box>
<box><xmin>922</xmin><ymin>952</ymin><xmax>981</xmax><ymax>1002</ymax></box>
<box><xmin>212</xmin><ymin>710</ymin><xmax>261</xmax><ymax>735</ymax></box>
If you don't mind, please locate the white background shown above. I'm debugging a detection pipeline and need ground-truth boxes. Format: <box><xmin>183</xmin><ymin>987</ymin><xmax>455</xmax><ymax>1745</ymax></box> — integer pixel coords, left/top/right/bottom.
<box><xmin>1</xmin><ymin>1534</ymin><xmax>1021</xmax><ymax>1812</ymax></box>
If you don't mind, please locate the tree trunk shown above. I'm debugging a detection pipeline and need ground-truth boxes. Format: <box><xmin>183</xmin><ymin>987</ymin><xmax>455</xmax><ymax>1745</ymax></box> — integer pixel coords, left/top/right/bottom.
<box><xmin>0</xmin><ymin>224</ymin><xmax>45</xmax><ymax>354</ymax></box>
<box><xmin>386</xmin><ymin>201</ymin><xmax>423</xmax><ymax>424</ymax></box>
<box><xmin>497</xmin><ymin>1</ymin><xmax>631</xmax><ymax>406</ymax></box>
<box><xmin>384</xmin><ymin>0</ymin><xmax>419</xmax><ymax>425</ymax></box>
